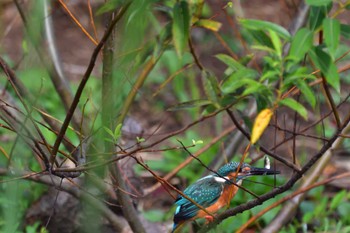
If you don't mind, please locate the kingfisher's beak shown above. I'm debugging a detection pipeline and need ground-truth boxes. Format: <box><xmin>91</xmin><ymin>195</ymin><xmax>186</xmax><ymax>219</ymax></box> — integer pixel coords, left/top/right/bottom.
<box><xmin>248</xmin><ymin>166</ymin><xmax>280</xmax><ymax>176</ymax></box>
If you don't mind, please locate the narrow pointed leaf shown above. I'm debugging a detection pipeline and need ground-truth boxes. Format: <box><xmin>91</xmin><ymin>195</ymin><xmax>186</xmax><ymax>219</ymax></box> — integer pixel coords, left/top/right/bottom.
<box><xmin>260</xmin><ymin>70</ymin><xmax>280</xmax><ymax>82</ymax></box>
<box><xmin>323</xmin><ymin>18</ymin><xmax>340</xmax><ymax>57</ymax></box>
<box><xmin>240</xmin><ymin>19</ymin><xmax>291</xmax><ymax>40</ymax></box>
<box><xmin>103</xmin><ymin>127</ymin><xmax>114</xmax><ymax>138</ymax></box>
<box><xmin>252</xmin><ymin>45</ymin><xmax>276</xmax><ymax>53</ymax></box>
<box><xmin>96</xmin><ymin>0</ymin><xmax>119</xmax><ymax>15</ymax></box>
<box><xmin>296</xmin><ymin>80</ymin><xmax>316</xmax><ymax>108</ymax></box>
<box><xmin>242</xmin><ymin>83</ymin><xmax>268</xmax><ymax>96</ymax></box>
<box><xmin>202</xmin><ymin>71</ymin><xmax>221</xmax><ymax>106</ymax></box>
<box><xmin>306</xmin><ymin>0</ymin><xmax>332</xmax><ymax>6</ymax></box>
<box><xmin>308</xmin><ymin>47</ymin><xmax>340</xmax><ymax>92</ymax></box>
<box><xmin>269</xmin><ymin>30</ymin><xmax>282</xmax><ymax>57</ymax></box>
<box><xmin>167</xmin><ymin>99</ymin><xmax>212</xmax><ymax>111</ymax></box>
<box><xmin>330</xmin><ymin>190</ymin><xmax>347</xmax><ymax>210</ymax></box>
<box><xmin>194</xmin><ymin>19</ymin><xmax>222</xmax><ymax>32</ymax></box>
<box><xmin>215</xmin><ymin>54</ymin><xmax>245</xmax><ymax>71</ymax></box>
<box><xmin>289</xmin><ymin>28</ymin><xmax>313</xmax><ymax>62</ymax></box>
<box><xmin>308</xmin><ymin>5</ymin><xmax>331</xmax><ymax>31</ymax></box>
<box><xmin>248</xmin><ymin>30</ymin><xmax>274</xmax><ymax>48</ymax></box>
<box><xmin>340</xmin><ymin>24</ymin><xmax>350</xmax><ymax>39</ymax></box>
<box><xmin>221</xmin><ymin>69</ymin><xmax>258</xmax><ymax>94</ymax></box>
<box><xmin>114</xmin><ymin>123</ymin><xmax>123</xmax><ymax>139</ymax></box>
<box><xmin>279</xmin><ymin>98</ymin><xmax>308</xmax><ymax>120</ymax></box>
<box><xmin>172</xmin><ymin>1</ymin><xmax>190</xmax><ymax>58</ymax></box>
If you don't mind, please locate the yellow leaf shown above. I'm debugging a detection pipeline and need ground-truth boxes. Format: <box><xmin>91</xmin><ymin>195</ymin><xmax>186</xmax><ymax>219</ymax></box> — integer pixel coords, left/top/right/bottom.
<box><xmin>251</xmin><ymin>108</ymin><xmax>273</xmax><ymax>144</ymax></box>
<box><xmin>194</xmin><ymin>19</ymin><xmax>222</xmax><ymax>32</ymax></box>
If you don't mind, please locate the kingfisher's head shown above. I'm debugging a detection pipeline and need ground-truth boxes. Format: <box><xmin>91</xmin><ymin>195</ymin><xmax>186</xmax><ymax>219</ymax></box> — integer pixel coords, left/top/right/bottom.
<box><xmin>217</xmin><ymin>162</ymin><xmax>280</xmax><ymax>181</ymax></box>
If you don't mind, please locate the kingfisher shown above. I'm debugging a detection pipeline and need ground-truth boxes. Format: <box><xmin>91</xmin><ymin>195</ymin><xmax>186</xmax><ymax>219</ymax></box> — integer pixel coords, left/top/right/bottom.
<box><xmin>172</xmin><ymin>161</ymin><xmax>280</xmax><ymax>232</ymax></box>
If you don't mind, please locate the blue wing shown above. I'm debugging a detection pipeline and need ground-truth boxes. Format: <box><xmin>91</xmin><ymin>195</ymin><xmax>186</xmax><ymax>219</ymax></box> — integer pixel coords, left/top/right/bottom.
<box><xmin>173</xmin><ymin>175</ymin><xmax>224</xmax><ymax>224</ymax></box>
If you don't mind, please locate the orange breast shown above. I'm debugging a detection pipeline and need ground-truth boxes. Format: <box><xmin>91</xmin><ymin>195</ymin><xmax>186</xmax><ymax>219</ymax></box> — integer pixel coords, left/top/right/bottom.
<box><xmin>193</xmin><ymin>184</ymin><xmax>239</xmax><ymax>220</ymax></box>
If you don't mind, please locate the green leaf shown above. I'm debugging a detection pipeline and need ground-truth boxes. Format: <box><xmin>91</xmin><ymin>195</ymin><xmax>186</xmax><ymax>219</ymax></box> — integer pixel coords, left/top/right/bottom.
<box><xmin>221</xmin><ymin>69</ymin><xmax>258</xmax><ymax>94</ymax></box>
<box><xmin>172</xmin><ymin>1</ymin><xmax>191</xmax><ymax>58</ymax></box>
<box><xmin>256</xmin><ymin>95</ymin><xmax>271</xmax><ymax>112</ymax></box>
<box><xmin>315</xmin><ymin>197</ymin><xmax>328</xmax><ymax>216</ymax></box>
<box><xmin>269</xmin><ymin>30</ymin><xmax>282</xmax><ymax>57</ymax></box>
<box><xmin>323</xmin><ymin>18</ymin><xmax>340</xmax><ymax>57</ymax></box>
<box><xmin>242</xmin><ymin>82</ymin><xmax>268</xmax><ymax>96</ymax></box>
<box><xmin>239</xmin><ymin>54</ymin><xmax>254</xmax><ymax>66</ymax></box>
<box><xmin>240</xmin><ymin>19</ymin><xmax>291</xmax><ymax>40</ymax></box>
<box><xmin>303</xmin><ymin>212</ymin><xmax>314</xmax><ymax>223</ymax></box>
<box><xmin>219</xmin><ymin>95</ymin><xmax>237</xmax><ymax>107</ymax></box>
<box><xmin>248</xmin><ymin>30</ymin><xmax>274</xmax><ymax>48</ymax></box>
<box><xmin>308</xmin><ymin>46</ymin><xmax>340</xmax><ymax>92</ymax></box>
<box><xmin>308</xmin><ymin>5</ymin><xmax>332</xmax><ymax>31</ymax></box>
<box><xmin>22</xmin><ymin>40</ymin><xmax>28</xmax><ymax>54</ymax></box>
<box><xmin>136</xmin><ymin>137</ymin><xmax>145</xmax><ymax>143</ymax></box>
<box><xmin>260</xmin><ymin>70</ymin><xmax>280</xmax><ymax>82</ymax></box>
<box><xmin>215</xmin><ymin>54</ymin><xmax>245</xmax><ymax>71</ymax></box>
<box><xmin>167</xmin><ymin>99</ymin><xmax>212</xmax><ymax>111</ymax></box>
<box><xmin>194</xmin><ymin>19</ymin><xmax>222</xmax><ymax>31</ymax></box>
<box><xmin>202</xmin><ymin>71</ymin><xmax>221</xmax><ymax>106</ymax></box>
<box><xmin>252</xmin><ymin>45</ymin><xmax>276</xmax><ymax>54</ymax></box>
<box><xmin>338</xmin><ymin>202</ymin><xmax>350</xmax><ymax>218</ymax></box>
<box><xmin>27</xmin><ymin>1</ymin><xmax>45</xmax><ymax>47</ymax></box>
<box><xmin>340</xmin><ymin>24</ymin><xmax>350</xmax><ymax>39</ymax></box>
<box><xmin>104</xmin><ymin>127</ymin><xmax>114</xmax><ymax>139</ymax></box>
<box><xmin>284</xmin><ymin>67</ymin><xmax>316</xmax><ymax>86</ymax></box>
<box><xmin>96</xmin><ymin>0</ymin><xmax>119</xmax><ymax>15</ymax></box>
<box><xmin>114</xmin><ymin>123</ymin><xmax>123</xmax><ymax>140</ymax></box>
<box><xmin>296</xmin><ymin>80</ymin><xmax>316</xmax><ymax>108</ymax></box>
<box><xmin>330</xmin><ymin>190</ymin><xmax>347</xmax><ymax>210</ymax></box>
<box><xmin>289</xmin><ymin>28</ymin><xmax>313</xmax><ymax>62</ymax></box>
<box><xmin>279</xmin><ymin>98</ymin><xmax>308</xmax><ymax>120</ymax></box>
<box><xmin>306</xmin><ymin>0</ymin><xmax>332</xmax><ymax>6</ymax></box>
<box><xmin>104</xmin><ymin>138</ymin><xmax>115</xmax><ymax>143</ymax></box>
<box><xmin>283</xmin><ymin>73</ymin><xmax>316</xmax><ymax>87</ymax></box>
<box><xmin>192</xmin><ymin>139</ymin><xmax>204</xmax><ymax>145</ymax></box>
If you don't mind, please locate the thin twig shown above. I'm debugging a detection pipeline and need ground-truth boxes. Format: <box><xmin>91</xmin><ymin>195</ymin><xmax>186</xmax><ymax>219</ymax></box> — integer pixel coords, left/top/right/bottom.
<box><xmin>198</xmin><ymin>110</ymin><xmax>350</xmax><ymax>233</ymax></box>
<box><xmin>237</xmin><ymin>172</ymin><xmax>350</xmax><ymax>233</ymax></box>
<box><xmin>188</xmin><ymin>37</ymin><xmax>204</xmax><ymax>70</ymax></box>
<box><xmin>321</xmin><ymin>73</ymin><xmax>341</xmax><ymax>128</ymax></box>
<box><xmin>0</xmin><ymin>168</ymin><xmax>126</xmax><ymax>232</ymax></box>
<box><xmin>144</xmin><ymin>125</ymin><xmax>236</xmax><ymax>195</ymax></box>
<box><xmin>50</xmin><ymin>2</ymin><xmax>131</xmax><ymax>165</ymax></box>
<box><xmin>57</xmin><ymin>0</ymin><xmax>98</xmax><ymax>45</ymax></box>
<box><xmin>225</xmin><ymin>109</ymin><xmax>301</xmax><ymax>171</ymax></box>
<box><xmin>131</xmin><ymin>155</ymin><xmax>216</xmax><ymax>219</ymax></box>
<box><xmin>177</xmin><ymin>140</ymin><xmax>260</xmax><ymax>199</ymax></box>
<box><xmin>251</xmin><ymin>93</ymin><xmax>350</xmax><ymax>165</ymax></box>
<box><xmin>87</xmin><ymin>0</ymin><xmax>98</xmax><ymax>41</ymax></box>
<box><xmin>0</xmin><ymin>57</ymin><xmax>52</xmax><ymax>167</ymax></box>
<box><xmin>13</xmin><ymin>0</ymin><xmax>86</xmax><ymax>144</ymax></box>
<box><xmin>51</xmin><ymin>102</ymin><xmax>253</xmax><ymax>173</ymax></box>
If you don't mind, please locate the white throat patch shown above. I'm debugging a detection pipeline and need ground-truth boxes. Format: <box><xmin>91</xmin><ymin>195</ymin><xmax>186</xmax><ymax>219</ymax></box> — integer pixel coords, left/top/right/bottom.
<box><xmin>214</xmin><ymin>176</ymin><xmax>229</xmax><ymax>183</ymax></box>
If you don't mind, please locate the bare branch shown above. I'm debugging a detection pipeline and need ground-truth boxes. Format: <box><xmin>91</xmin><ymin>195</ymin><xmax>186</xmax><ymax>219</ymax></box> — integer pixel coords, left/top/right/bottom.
<box><xmin>50</xmin><ymin>2</ymin><xmax>131</xmax><ymax>165</ymax></box>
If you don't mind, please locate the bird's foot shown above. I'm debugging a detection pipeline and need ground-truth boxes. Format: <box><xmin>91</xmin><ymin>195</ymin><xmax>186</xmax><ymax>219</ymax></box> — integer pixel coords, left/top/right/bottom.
<box><xmin>204</xmin><ymin>215</ymin><xmax>214</xmax><ymax>223</ymax></box>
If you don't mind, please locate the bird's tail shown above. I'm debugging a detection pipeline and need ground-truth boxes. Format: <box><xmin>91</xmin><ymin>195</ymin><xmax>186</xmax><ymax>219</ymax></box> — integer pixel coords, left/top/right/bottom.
<box><xmin>171</xmin><ymin>222</ymin><xmax>177</xmax><ymax>233</ymax></box>
<box><xmin>172</xmin><ymin>221</ymin><xmax>184</xmax><ymax>233</ymax></box>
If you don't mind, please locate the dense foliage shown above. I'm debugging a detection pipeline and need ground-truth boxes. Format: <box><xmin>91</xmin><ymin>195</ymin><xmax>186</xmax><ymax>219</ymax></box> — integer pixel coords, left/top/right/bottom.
<box><xmin>1</xmin><ymin>0</ymin><xmax>350</xmax><ymax>232</ymax></box>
